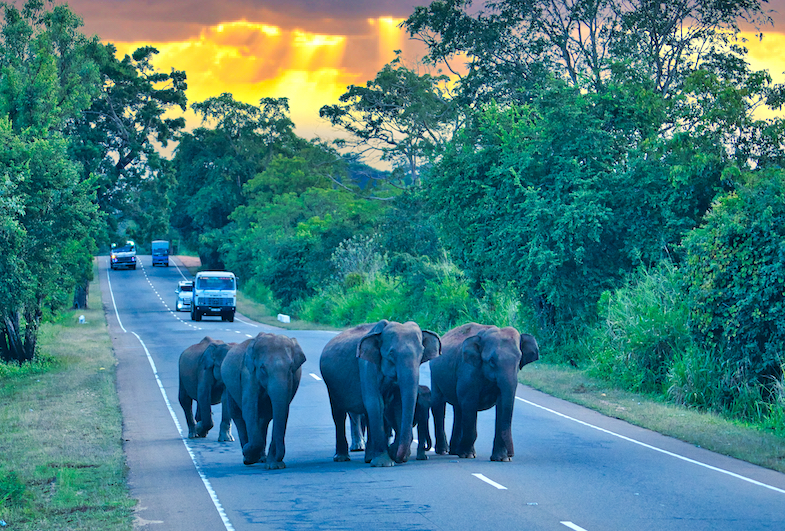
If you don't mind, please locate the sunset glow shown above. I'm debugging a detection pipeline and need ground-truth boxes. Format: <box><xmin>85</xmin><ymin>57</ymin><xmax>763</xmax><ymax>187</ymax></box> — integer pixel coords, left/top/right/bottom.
<box><xmin>111</xmin><ymin>17</ymin><xmax>419</xmax><ymax>140</ymax></box>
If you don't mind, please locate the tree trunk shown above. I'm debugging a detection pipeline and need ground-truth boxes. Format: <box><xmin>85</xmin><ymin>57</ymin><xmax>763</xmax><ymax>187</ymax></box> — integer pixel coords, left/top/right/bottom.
<box><xmin>73</xmin><ymin>280</ymin><xmax>89</xmax><ymax>309</ymax></box>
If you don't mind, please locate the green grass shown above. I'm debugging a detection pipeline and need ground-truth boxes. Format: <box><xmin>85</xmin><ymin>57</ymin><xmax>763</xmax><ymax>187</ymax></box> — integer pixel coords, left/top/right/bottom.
<box><xmin>0</xmin><ymin>268</ymin><xmax>135</xmax><ymax>530</ymax></box>
<box><xmin>236</xmin><ymin>291</ymin><xmax>340</xmax><ymax>331</ymax></box>
<box><xmin>520</xmin><ymin>362</ymin><xmax>785</xmax><ymax>473</ymax></box>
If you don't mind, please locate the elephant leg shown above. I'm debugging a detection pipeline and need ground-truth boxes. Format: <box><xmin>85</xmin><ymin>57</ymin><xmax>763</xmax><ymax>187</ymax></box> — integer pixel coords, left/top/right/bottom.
<box><xmin>330</xmin><ymin>405</ymin><xmax>351</xmax><ymax>462</ymax></box>
<box><xmin>195</xmin><ymin>381</ymin><xmax>215</xmax><ymax>438</ymax></box>
<box><xmin>243</xmin><ymin>396</ymin><xmax>270</xmax><ymax>466</ymax></box>
<box><xmin>179</xmin><ymin>382</ymin><xmax>198</xmax><ymax>439</ymax></box>
<box><xmin>218</xmin><ymin>389</ymin><xmax>235</xmax><ymax>442</ymax></box>
<box><xmin>448</xmin><ymin>404</ymin><xmax>463</xmax><ymax>455</ymax></box>
<box><xmin>457</xmin><ymin>402</ymin><xmax>478</xmax><ymax>459</ymax></box>
<box><xmin>348</xmin><ymin>412</ymin><xmax>366</xmax><ymax>452</ymax></box>
<box><xmin>431</xmin><ymin>390</ymin><xmax>449</xmax><ymax>455</ymax></box>
<box><xmin>364</xmin><ymin>395</ymin><xmax>394</xmax><ymax>467</ymax></box>
<box><xmin>227</xmin><ymin>393</ymin><xmax>247</xmax><ymax>448</ymax></box>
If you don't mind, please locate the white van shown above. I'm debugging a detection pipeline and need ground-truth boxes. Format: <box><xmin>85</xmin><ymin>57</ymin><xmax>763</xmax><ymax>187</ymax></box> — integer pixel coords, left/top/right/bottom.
<box><xmin>175</xmin><ymin>280</ymin><xmax>193</xmax><ymax>311</ymax></box>
<box><xmin>191</xmin><ymin>271</ymin><xmax>236</xmax><ymax>322</ymax></box>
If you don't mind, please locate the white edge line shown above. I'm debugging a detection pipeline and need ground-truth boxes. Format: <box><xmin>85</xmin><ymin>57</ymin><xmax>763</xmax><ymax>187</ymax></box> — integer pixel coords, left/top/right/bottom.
<box><xmin>517</xmin><ymin>396</ymin><xmax>785</xmax><ymax>495</ymax></box>
<box><xmin>105</xmin><ymin>260</ymin><xmax>127</xmax><ymax>333</ymax></box>
<box><xmin>106</xmin><ymin>260</ymin><xmax>234</xmax><ymax>530</ymax></box>
<box><xmin>561</xmin><ymin>522</ymin><xmax>588</xmax><ymax>531</ymax></box>
<box><xmin>131</xmin><ymin>332</ymin><xmax>235</xmax><ymax>531</ymax></box>
<box><xmin>310</xmin><ymin>373</ymin><xmax>322</xmax><ymax>381</ymax></box>
<box><xmin>472</xmin><ymin>473</ymin><xmax>507</xmax><ymax>490</ymax></box>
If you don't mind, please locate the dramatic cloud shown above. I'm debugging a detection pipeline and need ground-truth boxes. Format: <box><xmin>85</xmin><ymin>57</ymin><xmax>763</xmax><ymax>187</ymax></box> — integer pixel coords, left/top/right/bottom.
<box><xmin>66</xmin><ymin>0</ymin><xmax>785</xmax><ymax>140</ymax></box>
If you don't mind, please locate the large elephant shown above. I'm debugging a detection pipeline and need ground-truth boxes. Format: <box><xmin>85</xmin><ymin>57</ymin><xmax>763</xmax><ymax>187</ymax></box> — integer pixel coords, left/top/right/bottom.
<box><xmin>430</xmin><ymin>323</ymin><xmax>539</xmax><ymax>462</ymax></box>
<box><xmin>178</xmin><ymin>336</ymin><xmax>234</xmax><ymax>441</ymax></box>
<box><xmin>221</xmin><ymin>332</ymin><xmax>306</xmax><ymax>469</ymax></box>
<box><xmin>319</xmin><ymin>320</ymin><xmax>441</xmax><ymax>467</ymax></box>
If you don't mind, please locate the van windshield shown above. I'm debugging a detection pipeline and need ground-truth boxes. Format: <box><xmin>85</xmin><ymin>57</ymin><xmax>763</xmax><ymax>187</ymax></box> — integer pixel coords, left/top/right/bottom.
<box><xmin>197</xmin><ymin>277</ymin><xmax>234</xmax><ymax>290</ymax></box>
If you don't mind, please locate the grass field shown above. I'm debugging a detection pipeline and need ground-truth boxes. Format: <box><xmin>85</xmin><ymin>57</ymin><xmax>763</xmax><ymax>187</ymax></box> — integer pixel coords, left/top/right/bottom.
<box><xmin>0</xmin><ymin>271</ymin><xmax>135</xmax><ymax>530</ymax></box>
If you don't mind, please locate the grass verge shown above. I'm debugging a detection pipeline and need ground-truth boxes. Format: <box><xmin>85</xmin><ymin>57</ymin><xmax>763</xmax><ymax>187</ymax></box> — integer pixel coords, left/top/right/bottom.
<box><xmin>235</xmin><ymin>291</ymin><xmax>340</xmax><ymax>331</ymax></box>
<box><xmin>0</xmin><ymin>267</ymin><xmax>134</xmax><ymax>530</ymax></box>
<box><xmin>520</xmin><ymin>363</ymin><xmax>785</xmax><ymax>474</ymax></box>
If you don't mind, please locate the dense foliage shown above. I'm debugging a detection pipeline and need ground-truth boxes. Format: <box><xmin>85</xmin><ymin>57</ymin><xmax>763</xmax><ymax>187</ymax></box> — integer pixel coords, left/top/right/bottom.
<box><xmin>3</xmin><ymin>0</ymin><xmax>785</xmax><ymax>429</ymax></box>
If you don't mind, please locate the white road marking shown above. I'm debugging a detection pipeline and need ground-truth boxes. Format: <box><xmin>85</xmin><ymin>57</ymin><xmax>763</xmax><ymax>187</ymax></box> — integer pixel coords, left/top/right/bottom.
<box><xmin>105</xmin><ymin>261</ymin><xmax>234</xmax><ymax>530</ymax></box>
<box><xmin>131</xmin><ymin>333</ymin><xmax>235</xmax><ymax>531</ymax></box>
<box><xmin>310</xmin><ymin>373</ymin><xmax>322</xmax><ymax>381</ymax></box>
<box><xmin>472</xmin><ymin>473</ymin><xmax>507</xmax><ymax>490</ymax></box>
<box><xmin>517</xmin><ymin>397</ymin><xmax>785</xmax><ymax>495</ymax></box>
<box><xmin>561</xmin><ymin>522</ymin><xmax>588</xmax><ymax>531</ymax></box>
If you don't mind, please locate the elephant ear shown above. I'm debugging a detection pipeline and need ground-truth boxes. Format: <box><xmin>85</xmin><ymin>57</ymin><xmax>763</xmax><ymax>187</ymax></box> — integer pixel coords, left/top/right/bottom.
<box><xmin>421</xmin><ymin>330</ymin><xmax>441</xmax><ymax>363</ymax></box>
<box><xmin>290</xmin><ymin>338</ymin><xmax>307</xmax><ymax>370</ymax></box>
<box><xmin>357</xmin><ymin>320</ymin><xmax>387</xmax><ymax>366</ymax></box>
<box><xmin>519</xmin><ymin>333</ymin><xmax>540</xmax><ymax>369</ymax></box>
<box><xmin>461</xmin><ymin>334</ymin><xmax>484</xmax><ymax>367</ymax></box>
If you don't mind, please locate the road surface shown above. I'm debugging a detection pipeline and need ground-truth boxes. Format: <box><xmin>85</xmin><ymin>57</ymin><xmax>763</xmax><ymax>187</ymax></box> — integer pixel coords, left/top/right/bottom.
<box><xmin>100</xmin><ymin>255</ymin><xmax>785</xmax><ymax>530</ymax></box>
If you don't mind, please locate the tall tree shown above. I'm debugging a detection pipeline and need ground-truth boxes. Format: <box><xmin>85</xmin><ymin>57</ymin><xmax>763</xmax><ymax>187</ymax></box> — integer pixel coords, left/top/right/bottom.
<box><xmin>67</xmin><ymin>43</ymin><xmax>187</xmax><ymax>245</ymax></box>
<box><xmin>0</xmin><ymin>0</ymin><xmax>102</xmax><ymax>362</ymax></box>
<box><xmin>320</xmin><ymin>55</ymin><xmax>459</xmax><ymax>187</ymax></box>
<box><xmin>171</xmin><ymin>94</ymin><xmax>306</xmax><ymax>268</ymax></box>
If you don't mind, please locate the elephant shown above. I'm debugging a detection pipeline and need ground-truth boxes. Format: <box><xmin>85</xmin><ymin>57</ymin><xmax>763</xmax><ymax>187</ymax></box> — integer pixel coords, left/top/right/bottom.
<box><xmin>319</xmin><ymin>320</ymin><xmax>441</xmax><ymax>467</ymax></box>
<box><xmin>178</xmin><ymin>336</ymin><xmax>235</xmax><ymax>441</ymax></box>
<box><xmin>221</xmin><ymin>332</ymin><xmax>306</xmax><ymax>469</ymax></box>
<box><xmin>351</xmin><ymin>384</ymin><xmax>433</xmax><ymax>460</ymax></box>
<box><xmin>430</xmin><ymin>323</ymin><xmax>539</xmax><ymax>462</ymax></box>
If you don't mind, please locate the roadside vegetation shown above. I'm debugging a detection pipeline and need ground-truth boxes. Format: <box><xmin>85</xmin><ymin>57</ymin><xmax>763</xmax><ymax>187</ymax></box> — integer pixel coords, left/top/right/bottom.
<box><xmin>2</xmin><ymin>0</ymin><xmax>785</xmax><ymax>496</ymax></box>
<box><xmin>0</xmin><ymin>272</ymin><xmax>134</xmax><ymax>530</ymax></box>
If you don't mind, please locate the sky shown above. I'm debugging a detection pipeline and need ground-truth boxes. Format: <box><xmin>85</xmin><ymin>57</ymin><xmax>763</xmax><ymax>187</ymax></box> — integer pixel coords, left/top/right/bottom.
<box><xmin>65</xmin><ymin>0</ymin><xmax>785</xmax><ymax>142</ymax></box>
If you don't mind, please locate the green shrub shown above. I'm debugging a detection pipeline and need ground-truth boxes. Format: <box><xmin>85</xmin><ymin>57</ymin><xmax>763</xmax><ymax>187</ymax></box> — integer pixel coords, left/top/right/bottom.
<box><xmin>587</xmin><ymin>261</ymin><xmax>691</xmax><ymax>394</ymax></box>
<box><xmin>681</xmin><ymin>169</ymin><xmax>785</xmax><ymax>390</ymax></box>
<box><xmin>0</xmin><ymin>468</ymin><xmax>26</xmax><ymax>506</ymax></box>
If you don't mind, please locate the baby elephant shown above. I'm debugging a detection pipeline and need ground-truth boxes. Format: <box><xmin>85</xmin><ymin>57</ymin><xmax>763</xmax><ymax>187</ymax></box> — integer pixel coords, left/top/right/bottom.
<box><xmin>178</xmin><ymin>336</ymin><xmax>235</xmax><ymax>441</ymax></box>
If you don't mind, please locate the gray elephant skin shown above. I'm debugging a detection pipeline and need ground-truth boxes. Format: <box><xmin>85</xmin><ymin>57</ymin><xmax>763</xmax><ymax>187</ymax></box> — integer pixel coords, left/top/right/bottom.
<box><xmin>430</xmin><ymin>323</ymin><xmax>539</xmax><ymax>461</ymax></box>
<box><xmin>178</xmin><ymin>336</ymin><xmax>235</xmax><ymax>441</ymax></box>
<box><xmin>221</xmin><ymin>332</ymin><xmax>306</xmax><ymax>469</ymax></box>
<box><xmin>350</xmin><ymin>384</ymin><xmax>433</xmax><ymax>460</ymax></box>
<box><xmin>319</xmin><ymin>320</ymin><xmax>441</xmax><ymax>467</ymax></box>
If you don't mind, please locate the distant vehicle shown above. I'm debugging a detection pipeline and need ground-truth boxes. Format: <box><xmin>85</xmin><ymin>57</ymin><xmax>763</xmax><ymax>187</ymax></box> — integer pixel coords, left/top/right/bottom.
<box><xmin>110</xmin><ymin>240</ymin><xmax>137</xmax><ymax>270</ymax></box>
<box><xmin>151</xmin><ymin>240</ymin><xmax>169</xmax><ymax>267</ymax></box>
<box><xmin>191</xmin><ymin>271</ymin><xmax>236</xmax><ymax>322</ymax></box>
<box><xmin>175</xmin><ymin>280</ymin><xmax>194</xmax><ymax>312</ymax></box>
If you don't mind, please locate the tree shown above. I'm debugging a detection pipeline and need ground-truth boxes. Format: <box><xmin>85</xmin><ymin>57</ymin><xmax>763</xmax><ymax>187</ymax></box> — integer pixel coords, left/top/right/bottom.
<box><xmin>67</xmin><ymin>43</ymin><xmax>187</xmax><ymax>245</ymax></box>
<box><xmin>320</xmin><ymin>55</ymin><xmax>459</xmax><ymax>187</ymax></box>
<box><xmin>0</xmin><ymin>0</ymin><xmax>101</xmax><ymax>362</ymax></box>
<box><xmin>403</xmin><ymin>0</ymin><xmax>770</xmax><ymax>105</ymax></box>
<box><xmin>681</xmin><ymin>169</ymin><xmax>785</xmax><ymax>392</ymax></box>
<box><xmin>171</xmin><ymin>94</ymin><xmax>306</xmax><ymax>268</ymax></box>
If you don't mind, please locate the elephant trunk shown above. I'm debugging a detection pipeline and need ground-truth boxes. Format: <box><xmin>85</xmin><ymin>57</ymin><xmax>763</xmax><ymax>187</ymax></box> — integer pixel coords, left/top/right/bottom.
<box><xmin>394</xmin><ymin>368</ymin><xmax>418</xmax><ymax>463</ymax></box>
<box><xmin>268</xmin><ymin>380</ymin><xmax>293</xmax><ymax>464</ymax></box>
<box><xmin>495</xmin><ymin>375</ymin><xmax>517</xmax><ymax>458</ymax></box>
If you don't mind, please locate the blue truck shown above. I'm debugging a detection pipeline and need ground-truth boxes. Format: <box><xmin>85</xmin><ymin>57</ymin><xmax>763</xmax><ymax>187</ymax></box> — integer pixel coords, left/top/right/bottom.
<box><xmin>151</xmin><ymin>240</ymin><xmax>169</xmax><ymax>267</ymax></box>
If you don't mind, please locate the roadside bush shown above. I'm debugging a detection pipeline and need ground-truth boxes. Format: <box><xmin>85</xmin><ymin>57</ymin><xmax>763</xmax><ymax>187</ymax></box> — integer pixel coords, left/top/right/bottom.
<box><xmin>0</xmin><ymin>468</ymin><xmax>27</xmax><ymax>507</ymax></box>
<box><xmin>587</xmin><ymin>261</ymin><xmax>691</xmax><ymax>394</ymax></box>
<box><xmin>681</xmin><ymin>169</ymin><xmax>785</xmax><ymax>391</ymax></box>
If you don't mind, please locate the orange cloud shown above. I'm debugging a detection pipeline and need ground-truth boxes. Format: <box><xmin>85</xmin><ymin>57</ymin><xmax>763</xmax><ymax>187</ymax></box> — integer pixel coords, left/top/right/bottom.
<box><xmin>112</xmin><ymin>17</ymin><xmax>422</xmax><ymax>140</ymax></box>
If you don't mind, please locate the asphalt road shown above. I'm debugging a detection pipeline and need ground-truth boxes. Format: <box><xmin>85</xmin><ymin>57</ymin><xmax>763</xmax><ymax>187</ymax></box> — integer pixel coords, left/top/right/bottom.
<box><xmin>100</xmin><ymin>255</ymin><xmax>785</xmax><ymax>531</ymax></box>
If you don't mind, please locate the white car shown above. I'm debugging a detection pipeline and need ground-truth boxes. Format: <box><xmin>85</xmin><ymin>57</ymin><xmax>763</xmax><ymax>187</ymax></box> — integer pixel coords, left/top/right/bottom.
<box><xmin>175</xmin><ymin>280</ymin><xmax>194</xmax><ymax>311</ymax></box>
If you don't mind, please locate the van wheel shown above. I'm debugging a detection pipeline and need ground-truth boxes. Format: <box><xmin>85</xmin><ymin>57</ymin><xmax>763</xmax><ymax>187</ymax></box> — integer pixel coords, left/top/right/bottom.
<box><xmin>192</xmin><ymin>309</ymin><xmax>201</xmax><ymax>322</ymax></box>
<box><xmin>226</xmin><ymin>311</ymin><xmax>235</xmax><ymax>323</ymax></box>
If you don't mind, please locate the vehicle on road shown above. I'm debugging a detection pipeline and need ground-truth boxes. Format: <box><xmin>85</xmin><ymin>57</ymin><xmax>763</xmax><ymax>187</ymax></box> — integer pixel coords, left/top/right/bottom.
<box><xmin>191</xmin><ymin>271</ymin><xmax>236</xmax><ymax>322</ymax></box>
<box><xmin>110</xmin><ymin>241</ymin><xmax>137</xmax><ymax>270</ymax></box>
<box><xmin>175</xmin><ymin>280</ymin><xmax>194</xmax><ymax>311</ymax></box>
<box><xmin>152</xmin><ymin>240</ymin><xmax>169</xmax><ymax>267</ymax></box>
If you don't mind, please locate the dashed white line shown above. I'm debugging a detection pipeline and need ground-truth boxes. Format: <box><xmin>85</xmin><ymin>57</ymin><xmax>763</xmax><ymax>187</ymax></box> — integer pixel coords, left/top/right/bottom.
<box><xmin>561</xmin><ymin>522</ymin><xmax>588</xmax><ymax>531</ymax></box>
<box><xmin>472</xmin><ymin>473</ymin><xmax>507</xmax><ymax>490</ymax></box>
<box><xmin>309</xmin><ymin>373</ymin><xmax>322</xmax><ymax>381</ymax></box>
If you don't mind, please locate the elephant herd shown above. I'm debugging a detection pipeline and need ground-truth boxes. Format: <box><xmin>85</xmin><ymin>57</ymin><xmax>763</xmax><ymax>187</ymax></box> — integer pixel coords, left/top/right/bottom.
<box><xmin>178</xmin><ymin>320</ymin><xmax>539</xmax><ymax>469</ymax></box>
